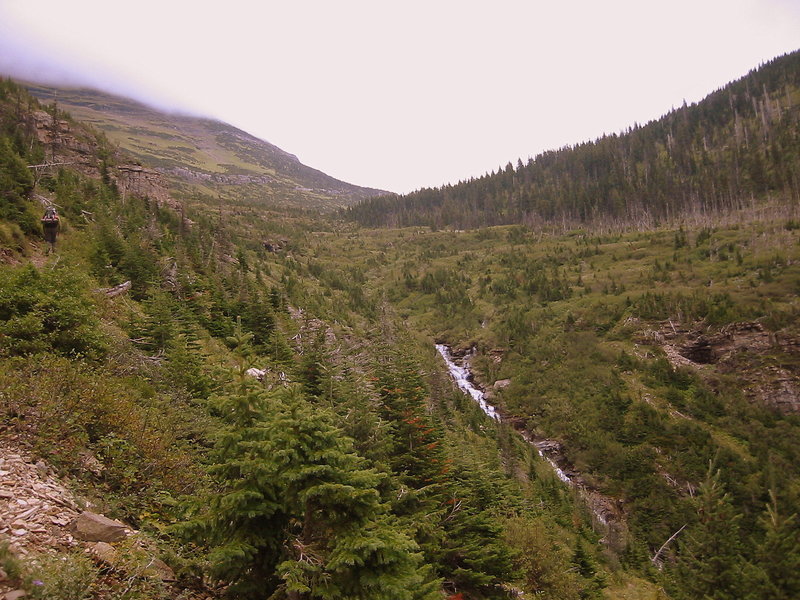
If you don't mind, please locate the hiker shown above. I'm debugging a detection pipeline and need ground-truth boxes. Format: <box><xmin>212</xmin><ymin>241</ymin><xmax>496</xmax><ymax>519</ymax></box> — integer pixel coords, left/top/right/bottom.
<box><xmin>41</xmin><ymin>207</ymin><xmax>60</xmax><ymax>252</ymax></box>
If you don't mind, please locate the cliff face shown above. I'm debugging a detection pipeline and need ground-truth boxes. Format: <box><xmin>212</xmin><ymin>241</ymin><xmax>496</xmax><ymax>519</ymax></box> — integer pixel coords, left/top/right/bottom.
<box><xmin>114</xmin><ymin>164</ymin><xmax>181</xmax><ymax>211</ymax></box>
<box><xmin>29</xmin><ymin>107</ymin><xmax>183</xmax><ymax>214</ymax></box>
<box><xmin>650</xmin><ymin>320</ymin><xmax>800</xmax><ymax>413</ymax></box>
<box><xmin>30</xmin><ymin>109</ymin><xmax>101</xmax><ymax>176</ymax></box>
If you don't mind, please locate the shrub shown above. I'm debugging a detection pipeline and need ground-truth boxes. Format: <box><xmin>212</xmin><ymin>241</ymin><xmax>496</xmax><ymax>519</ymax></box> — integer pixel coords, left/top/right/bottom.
<box><xmin>0</xmin><ymin>354</ymin><xmax>207</xmax><ymax>512</ymax></box>
<box><xmin>1</xmin><ymin>543</ymin><xmax>98</xmax><ymax>600</ymax></box>
<box><xmin>0</xmin><ymin>220</ymin><xmax>27</xmax><ymax>253</ymax></box>
<box><xmin>24</xmin><ymin>551</ymin><xmax>98</xmax><ymax>600</ymax></box>
<box><xmin>0</xmin><ymin>264</ymin><xmax>106</xmax><ymax>359</ymax></box>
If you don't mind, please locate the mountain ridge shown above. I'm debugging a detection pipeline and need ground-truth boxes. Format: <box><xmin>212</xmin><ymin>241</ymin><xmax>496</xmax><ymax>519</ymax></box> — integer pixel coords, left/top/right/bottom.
<box><xmin>347</xmin><ymin>49</ymin><xmax>800</xmax><ymax>229</ymax></box>
<box><xmin>22</xmin><ymin>82</ymin><xmax>387</xmax><ymax>210</ymax></box>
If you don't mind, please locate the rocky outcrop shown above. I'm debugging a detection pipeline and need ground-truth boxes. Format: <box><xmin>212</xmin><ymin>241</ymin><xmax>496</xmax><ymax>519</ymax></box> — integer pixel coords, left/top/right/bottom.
<box><xmin>29</xmin><ymin>110</ymin><xmax>100</xmax><ymax>178</ymax></box>
<box><xmin>263</xmin><ymin>239</ymin><xmax>289</xmax><ymax>253</ymax></box>
<box><xmin>31</xmin><ymin>111</ymin><xmax>95</xmax><ymax>159</ymax></box>
<box><xmin>493</xmin><ymin>379</ymin><xmax>512</xmax><ymax>390</ymax></box>
<box><xmin>245</xmin><ymin>367</ymin><xmax>266</xmax><ymax>381</ymax></box>
<box><xmin>643</xmin><ymin>320</ymin><xmax>800</xmax><ymax>413</ymax></box>
<box><xmin>28</xmin><ymin>109</ymin><xmax>184</xmax><ymax>216</ymax></box>
<box><xmin>95</xmin><ymin>280</ymin><xmax>132</xmax><ymax>298</ymax></box>
<box><xmin>161</xmin><ymin>166</ymin><xmax>276</xmax><ymax>186</ymax></box>
<box><xmin>0</xmin><ymin>441</ymin><xmax>182</xmax><ymax>597</ymax></box>
<box><xmin>746</xmin><ymin>366</ymin><xmax>800</xmax><ymax>414</ymax></box>
<box><xmin>0</xmin><ymin>442</ymin><xmax>82</xmax><ymax>556</ymax></box>
<box><xmin>115</xmin><ymin>164</ymin><xmax>183</xmax><ymax>212</ymax></box>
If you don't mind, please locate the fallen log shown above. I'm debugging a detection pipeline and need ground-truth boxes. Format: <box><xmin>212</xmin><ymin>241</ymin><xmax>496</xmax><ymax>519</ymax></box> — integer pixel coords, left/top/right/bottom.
<box><xmin>95</xmin><ymin>280</ymin><xmax>132</xmax><ymax>298</ymax></box>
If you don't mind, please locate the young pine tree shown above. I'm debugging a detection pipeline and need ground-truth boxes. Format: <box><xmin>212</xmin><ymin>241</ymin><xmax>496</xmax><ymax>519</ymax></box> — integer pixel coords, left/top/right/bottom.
<box><xmin>668</xmin><ymin>465</ymin><xmax>768</xmax><ymax>600</ymax></box>
<box><xmin>270</xmin><ymin>387</ymin><xmax>440</xmax><ymax>600</ymax></box>
<box><xmin>180</xmin><ymin>328</ymin><xmax>438</xmax><ymax>599</ymax></box>
<box><xmin>755</xmin><ymin>491</ymin><xmax>800</xmax><ymax>600</ymax></box>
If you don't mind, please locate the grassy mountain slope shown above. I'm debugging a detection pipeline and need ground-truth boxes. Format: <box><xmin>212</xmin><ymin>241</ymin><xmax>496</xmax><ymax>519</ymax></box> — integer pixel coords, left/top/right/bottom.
<box><xmin>347</xmin><ymin>50</ymin><xmax>800</xmax><ymax>229</ymax></box>
<box><xmin>25</xmin><ymin>83</ymin><xmax>386</xmax><ymax>211</ymax></box>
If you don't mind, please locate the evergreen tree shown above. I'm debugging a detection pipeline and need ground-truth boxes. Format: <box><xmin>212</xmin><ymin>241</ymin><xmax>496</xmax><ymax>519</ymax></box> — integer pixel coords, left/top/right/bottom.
<box><xmin>505</xmin><ymin>517</ymin><xmax>583</xmax><ymax>600</ymax></box>
<box><xmin>668</xmin><ymin>465</ymin><xmax>767</xmax><ymax>600</ymax></box>
<box><xmin>373</xmin><ymin>345</ymin><xmax>447</xmax><ymax>492</ymax></box>
<box><xmin>297</xmin><ymin>330</ymin><xmax>328</xmax><ymax>399</ymax></box>
<box><xmin>0</xmin><ymin>136</ymin><xmax>37</xmax><ymax>233</ymax></box>
<box><xmin>134</xmin><ymin>290</ymin><xmax>181</xmax><ymax>354</ymax></box>
<box><xmin>180</xmin><ymin>324</ymin><xmax>439</xmax><ymax>600</ymax></box>
<box><xmin>197</xmin><ymin>384</ymin><xmax>287</xmax><ymax>597</ymax></box>
<box><xmin>372</xmin><ymin>342</ymin><xmax>515</xmax><ymax>598</ymax></box>
<box><xmin>269</xmin><ymin>328</ymin><xmax>296</xmax><ymax>366</ymax></box>
<box><xmin>571</xmin><ymin>536</ymin><xmax>606</xmax><ymax>600</ymax></box>
<box><xmin>186</xmin><ymin>382</ymin><xmax>440</xmax><ymax>600</ymax></box>
<box><xmin>163</xmin><ymin>333</ymin><xmax>212</xmax><ymax>398</ymax></box>
<box><xmin>241</xmin><ymin>292</ymin><xmax>275</xmax><ymax>350</ymax></box>
<box><xmin>437</xmin><ymin>500</ymin><xmax>515</xmax><ymax>599</ymax></box>
<box><xmin>270</xmin><ymin>387</ymin><xmax>439</xmax><ymax>600</ymax></box>
<box><xmin>755</xmin><ymin>491</ymin><xmax>800</xmax><ymax>600</ymax></box>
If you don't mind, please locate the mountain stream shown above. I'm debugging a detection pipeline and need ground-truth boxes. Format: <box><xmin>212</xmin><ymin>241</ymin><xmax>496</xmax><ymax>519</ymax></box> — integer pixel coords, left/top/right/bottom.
<box><xmin>436</xmin><ymin>344</ymin><xmax>624</xmax><ymax>538</ymax></box>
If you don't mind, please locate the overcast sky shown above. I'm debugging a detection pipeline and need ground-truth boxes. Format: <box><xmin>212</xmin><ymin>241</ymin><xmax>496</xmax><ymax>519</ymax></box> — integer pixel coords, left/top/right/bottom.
<box><xmin>1</xmin><ymin>1</ymin><xmax>799</xmax><ymax>193</ymax></box>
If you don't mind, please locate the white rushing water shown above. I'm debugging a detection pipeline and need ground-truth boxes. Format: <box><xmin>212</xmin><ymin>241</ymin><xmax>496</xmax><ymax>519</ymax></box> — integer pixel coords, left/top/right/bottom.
<box><xmin>436</xmin><ymin>344</ymin><xmax>571</xmax><ymax>484</ymax></box>
<box><xmin>437</xmin><ymin>343</ymin><xmax>622</xmax><ymax>533</ymax></box>
<box><xmin>435</xmin><ymin>344</ymin><xmax>501</xmax><ymax>421</ymax></box>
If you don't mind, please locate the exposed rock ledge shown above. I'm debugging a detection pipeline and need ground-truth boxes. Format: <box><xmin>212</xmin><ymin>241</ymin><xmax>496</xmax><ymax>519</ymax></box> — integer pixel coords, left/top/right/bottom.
<box><xmin>641</xmin><ymin>320</ymin><xmax>800</xmax><ymax>413</ymax></box>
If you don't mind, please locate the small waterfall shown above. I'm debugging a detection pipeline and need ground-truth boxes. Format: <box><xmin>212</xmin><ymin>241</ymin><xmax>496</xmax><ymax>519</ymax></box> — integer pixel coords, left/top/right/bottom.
<box><xmin>436</xmin><ymin>343</ymin><xmax>621</xmax><ymax>535</ymax></box>
<box><xmin>436</xmin><ymin>344</ymin><xmax>577</xmax><ymax>487</ymax></box>
<box><xmin>435</xmin><ymin>344</ymin><xmax>500</xmax><ymax>421</ymax></box>
<box><xmin>436</xmin><ymin>344</ymin><xmax>571</xmax><ymax>482</ymax></box>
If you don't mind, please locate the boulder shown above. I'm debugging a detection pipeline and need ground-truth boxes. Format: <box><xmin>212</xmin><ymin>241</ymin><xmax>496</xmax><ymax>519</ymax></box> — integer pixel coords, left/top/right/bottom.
<box><xmin>245</xmin><ymin>367</ymin><xmax>266</xmax><ymax>381</ymax></box>
<box><xmin>69</xmin><ymin>511</ymin><xmax>130</xmax><ymax>542</ymax></box>
<box><xmin>144</xmin><ymin>557</ymin><xmax>176</xmax><ymax>582</ymax></box>
<box><xmin>88</xmin><ymin>541</ymin><xmax>117</xmax><ymax>564</ymax></box>
<box><xmin>493</xmin><ymin>379</ymin><xmax>512</xmax><ymax>390</ymax></box>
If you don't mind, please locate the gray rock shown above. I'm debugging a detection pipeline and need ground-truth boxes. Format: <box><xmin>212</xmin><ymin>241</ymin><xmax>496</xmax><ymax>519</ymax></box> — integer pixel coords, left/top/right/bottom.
<box><xmin>145</xmin><ymin>557</ymin><xmax>176</xmax><ymax>582</ymax></box>
<box><xmin>69</xmin><ymin>511</ymin><xmax>130</xmax><ymax>542</ymax></box>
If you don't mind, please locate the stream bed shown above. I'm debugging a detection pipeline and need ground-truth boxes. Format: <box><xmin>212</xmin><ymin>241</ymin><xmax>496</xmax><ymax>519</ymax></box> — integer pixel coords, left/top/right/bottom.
<box><xmin>436</xmin><ymin>343</ymin><xmax>624</xmax><ymax>537</ymax></box>
<box><xmin>436</xmin><ymin>344</ymin><xmax>572</xmax><ymax>484</ymax></box>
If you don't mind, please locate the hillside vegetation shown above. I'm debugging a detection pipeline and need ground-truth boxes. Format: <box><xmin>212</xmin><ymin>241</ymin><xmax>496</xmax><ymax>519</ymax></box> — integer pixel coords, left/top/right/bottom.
<box><xmin>2</xmin><ymin>49</ymin><xmax>800</xmax><ymax>600</ymax></box>
<box><xmin>305</xmin><ymin>217</ymin><xmax>800</xmax><ymax>590</ymax></box>
<box><xmin>0</xmin><ymin>79</ymin><xmax>617</xmax><ymax>600</ymax></box>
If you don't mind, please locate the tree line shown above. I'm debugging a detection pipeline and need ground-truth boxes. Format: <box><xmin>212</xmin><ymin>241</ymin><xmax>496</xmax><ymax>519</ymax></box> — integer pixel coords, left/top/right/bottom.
<box><xmin>346</xmin><ymin>51</ymin><xmax>800</xmax><ymax>230</ymax></box>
